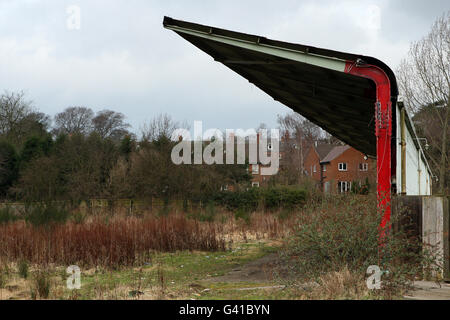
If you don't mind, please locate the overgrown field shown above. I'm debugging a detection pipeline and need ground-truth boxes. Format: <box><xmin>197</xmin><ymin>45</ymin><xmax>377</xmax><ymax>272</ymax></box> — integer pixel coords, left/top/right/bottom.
<box><xmin>0</xmin><ymin>193</ymin><xmax>443</xmax><ymax>300</ymax></box>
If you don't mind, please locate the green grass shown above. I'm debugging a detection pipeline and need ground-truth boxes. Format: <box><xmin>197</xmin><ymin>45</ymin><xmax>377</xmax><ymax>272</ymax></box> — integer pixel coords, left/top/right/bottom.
<box><xmin>51</xmin><ymin>240</ymin><xmax>285</xmax><ymax>300</ymax></box>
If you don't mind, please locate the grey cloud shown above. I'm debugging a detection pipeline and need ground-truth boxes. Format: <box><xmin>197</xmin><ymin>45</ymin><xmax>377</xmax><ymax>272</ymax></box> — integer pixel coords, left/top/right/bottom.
<box><xmin>0</xmin><ymin>0</ymin><xmax>448</xmax><ymax>133</ymax></box>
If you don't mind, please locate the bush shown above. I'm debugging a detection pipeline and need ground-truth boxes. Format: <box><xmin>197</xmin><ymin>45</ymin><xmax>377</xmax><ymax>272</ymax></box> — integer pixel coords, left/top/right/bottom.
<box><xmin>0</xmin><ymin>274</ymin><xmax>5</xmax><ymax>288</ymax></box>
<box><xmin>264</xmin><ymin>187</ymin><xmax>306</xmax><ymax>210</ymax></box>
<box><xmin>279</xmin><ymin>194</ymin><xmax>439</xmax><ymax>299</ymax></box>
<box><xmin>24</xmin><ymin>203</ymin><xmax>69</xmax><ymax>227</ymax></box>
<box><xmin>281</xmin><ymin>196</ymin><xmax>380</xmax><ymax>279</ymax></box>
<box><xmin>199</xmin><ymin>201</ymin><xmax>217</xmax><ymax>222</ymax></box>
<box><xmin>0</xmin><ymin>267</ymin><xmax>6</xmax><ymax>288</ymax></box>
<box><xmin>0</xmin><ymin>206</ymin><xmax>18</xmax><ymax>225</ymax></box>
<box><xmin>0</xmin><ymin>141</ymin><xmax>19</xmax><ymax>196</ymax></box>
<box><xmin>212</xmin><ymin>186</ymin><xmax>306</xmax><ymax>212</ymax></box>
<box><xmin>214</xmin><ymin>188</ymin><xmax>261</xmax><ymax>212</ymax></box>
<box><xmin>18</xmin><ymin>260</ymin><xmax>29</xmax><ymax>279</ymax></box>
<box><xmin>351</xmin><ymin>178</ymin><xmax>371</xmax><ymax>195</ymax></box>
<box><xmin>234</xmin><ymin>208</ymin><xmax>251</xmax><ymax>224</ymax></box>
<box><xmin>71</xmin><ymin>211</ymin><xmax>86</xmax><ymax>225</ymax></box>
<box><xmin>31</xmin><ymin>271</ymin><xmax>51</xmax><ymax>299</ymax></box>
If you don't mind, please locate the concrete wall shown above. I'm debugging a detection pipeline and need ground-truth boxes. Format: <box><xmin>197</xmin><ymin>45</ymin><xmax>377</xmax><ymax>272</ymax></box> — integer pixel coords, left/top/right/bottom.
<box><xmin>393</xmin><ymin>196</ymin><xmax>449</xmax><ymax>281</ymax></box>
<box><xmin>422</xmin><ymin>197</ymin><xmax>449</xmax><ymax>280</ymax></box>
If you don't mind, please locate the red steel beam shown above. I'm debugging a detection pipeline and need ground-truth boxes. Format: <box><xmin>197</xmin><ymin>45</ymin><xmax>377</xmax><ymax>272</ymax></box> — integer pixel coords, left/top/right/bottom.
<box><xmin>344</xmin><ymin>60</ymin><xmax>392</xmax><ymax>238</ymax></box>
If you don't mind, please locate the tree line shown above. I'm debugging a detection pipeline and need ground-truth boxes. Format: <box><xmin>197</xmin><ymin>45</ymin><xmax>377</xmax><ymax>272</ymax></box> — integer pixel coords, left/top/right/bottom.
<box><xmin>0</xmin><ymin>93</ymin><xmax>251</xmax><ymax>203</ymax></box>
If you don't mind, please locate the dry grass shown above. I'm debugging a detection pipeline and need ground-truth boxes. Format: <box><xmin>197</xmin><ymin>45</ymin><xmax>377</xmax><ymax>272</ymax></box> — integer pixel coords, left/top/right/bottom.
<box><xmin>0</xmin><ymin>215</ymin><xmax>227</xmax><ymax>268</ymax></box>
<box><xmin>293</xmin><ymin>267</ymin><xmax>370</xmax><ymax>300</ymax></box>
<box><xmin>220</xmin><ymin>211</ymin><xmax>297</xmax><ymax>242</ymax></box>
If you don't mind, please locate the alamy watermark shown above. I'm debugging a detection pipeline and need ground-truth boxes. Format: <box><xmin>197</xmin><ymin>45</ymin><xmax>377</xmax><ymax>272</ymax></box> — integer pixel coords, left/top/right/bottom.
<box><xmin>366</xmin><ymin>265</ymin><xmax>390</xmax><ymax>290</ymax></box>
<box><xmin>66</xmin><ymin>5</ymin><xmax>81</xmax><ymax>30</ymax></box>
<box><xmin>170</xmin><ymin>121</ymin><xmax>280</xmax><ymax>175</ymax></box>
<box><xmin>66</xmin><ymin>265</ymin><xmax>81</xmax><ymax>290</ymax></box>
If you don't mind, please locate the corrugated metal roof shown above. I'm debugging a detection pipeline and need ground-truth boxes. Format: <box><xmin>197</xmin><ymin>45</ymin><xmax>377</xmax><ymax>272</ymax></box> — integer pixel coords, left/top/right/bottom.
<box><xmin>163</xmin><ymin>17</ymin><xmax>399</xmax><ymax>158</ymax></box>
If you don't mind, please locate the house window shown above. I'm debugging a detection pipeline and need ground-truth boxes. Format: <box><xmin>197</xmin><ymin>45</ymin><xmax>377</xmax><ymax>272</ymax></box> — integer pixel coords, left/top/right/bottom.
<box><xmin>322</xmin><ymin>164</ymin><xmax>327</xmax><ymax>172</ymax></box>
<box><xmin>359</xmin><ymin>163</ymin><xmax>368</xmax><ymax>171</ymax></box>
<box><xmin>338</xmin><ymin>163</ymin><xmax>348</xmax><ymax>171</ymax></box>
<box><xmin>252</xmin><ymin>182</ymin><xmax>260</xmax><ymax>188</ymax></box>
<box><xmin>252</xmin><ymin>164</ymin><xmax>259</xmax><ymax>175</ymax></box>
<box><xmin>313</xmin><ymin>165</ymin><xmax>317</xmax><ymax>173</ymax></box>
<box><xmin>338</xmin><ymin>181</ymin><xmax>350</xmax><ymax>193</ymax></box>
<box><xmin>221</xmin><ymin>185</ymin><xmax>228</xmax><ymax>191</ymax></box>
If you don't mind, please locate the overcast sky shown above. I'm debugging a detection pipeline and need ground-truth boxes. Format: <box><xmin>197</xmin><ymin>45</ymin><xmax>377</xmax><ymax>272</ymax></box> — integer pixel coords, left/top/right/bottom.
<box><xmin>0</xmin><ymin>0</ymin><xmax>448</xmax><ymax>134</ymax></box>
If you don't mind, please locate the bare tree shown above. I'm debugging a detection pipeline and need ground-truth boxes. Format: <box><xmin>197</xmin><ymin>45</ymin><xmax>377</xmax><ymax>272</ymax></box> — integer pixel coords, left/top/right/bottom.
<box><xmin>277</xmin><ymin>112</ymin><xmax>324</xmax><ymax>177</ymax></box>
<box><xmin>0</xmin><ymin>91</ymin><xmax>33</xmax><ymax>140</ymax></box>
<box><xmin>53</xmin><ymin>106</ymin><xmax>94</xmax><ymax>136</ymax></box>
<box><xmin>141</xmin><ymin>113</ymin><xmax>179</xmax><ymax>142</ymax></box>
<box><xmin>92</xmin><ymin>109</ymin><xmax>130</xmax><ymax>140</ymax></box>
<box><xmin>397</xmin><ymin>12</ymin><xmax>449</xmax><ymax>194</ymax></box>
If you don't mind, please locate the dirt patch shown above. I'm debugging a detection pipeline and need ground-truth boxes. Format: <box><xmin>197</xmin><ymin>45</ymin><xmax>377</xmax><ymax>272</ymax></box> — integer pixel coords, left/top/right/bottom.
<box><xmin>404</xmin><ymin>281</ymin><xmax>450</xmax><ymax>300</ymax></box>
<box><xmin>205</xmin><ymin>253</ymin><xmax>279</xmax><ymax>283</ymax></box>
<box><xmin>0</xmin><ymin>278</ymin><xmax>29</xmax><ymax>300</ymax></box>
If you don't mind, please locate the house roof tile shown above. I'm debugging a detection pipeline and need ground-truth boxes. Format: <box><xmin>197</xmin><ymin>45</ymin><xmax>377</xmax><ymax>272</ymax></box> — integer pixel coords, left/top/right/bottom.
<box><xmin>320</xmin><ymin>145</ymin><xmax>351</xmax><ymax>163</ymax></box>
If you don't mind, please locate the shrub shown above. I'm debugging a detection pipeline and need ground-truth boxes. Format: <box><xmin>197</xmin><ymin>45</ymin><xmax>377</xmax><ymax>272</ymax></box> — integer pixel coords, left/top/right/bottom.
<box><xmin>18</xmin><ymin>260</ymin><xmax>29</xmax><ymax>279</ymax></box>
<box><xmin>351</xmin><ymin>178</ymin><xmax>371</xmax><ymax>195</ymax></box>
<box><xmin>0</xmin><ymin>274</ymin><xmax>5</xmax><ymax>288</ymax></box>
<box><xmin>31</xmin><ymin>271</ymin><xmax>51</xmax><ymax>299</ymax></box>
<box><xmin>71</xmin><ymin>211</ymin><xmax>86</xmax><ymax>225</ymax></box>
<box><xmin>157</xmin><ymin>198</ymin><xmax>171</xmax><ymax>217</ymax></box>
<box><xmin>214</xmin><ymin>188</ymin><xmax>261</xmax><ymax>212</ymax></box>
<box><xmin>264</xmin><ymin>187</ymin><xmax>306</xmax><ymax>210</ymax></box>
<box><xmin>234</xmin><ymin>208</ymin><xmax>251</xmax><ymax>225</ymax></box>
<box><xmin>209</xmin><ymin>186</ymin><xmax>307</xmax><ymax>212</ymax></box>
<box><xmin>0</xmin><ymin>206</ymin><xmax>18</xmax><ymax>225</ymax></box>
<box><xmin>0</xmin><ymin>266</ymin><xmax>6</xmax><ymax>288</ymax></box>
<box><xmin>279</xmin><ymin>194</ymin><xmax>439</xmax><ymax>299</ymax></box>
<box><xmin>0</xmin><ymin>141</ymin><xmax>19</xmax><ymax>196</ymax></box>
<box><xmin>24</xmin><ymin>203</ymin><xmax>69</xmax><ymax>227</ymax></box>
<box><xmin>196</xmin><ymin>201</ymin><xmax>216</xmax><ymax>222</ymax></box>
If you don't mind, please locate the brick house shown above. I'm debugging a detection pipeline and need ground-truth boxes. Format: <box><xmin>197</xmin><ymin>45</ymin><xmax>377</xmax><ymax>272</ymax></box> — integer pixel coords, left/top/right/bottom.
<box><xmin>247</xmin><ymin>135</ymin><xmax>375</xmax><ymax>192</ymax></box>
<box><xmin>248</xmin><ymin>137</ymin><xmax>278</xmax><ymax>188</ymax></box>
<box><xmin>304</xmin><ymin>144</ymin><xmax>376</xmax><ymax>193</ymax></box>
<box><xmin>249</xmin><ymin>133</ymin><xmax>291</xmax><ymax>188</ymax></box>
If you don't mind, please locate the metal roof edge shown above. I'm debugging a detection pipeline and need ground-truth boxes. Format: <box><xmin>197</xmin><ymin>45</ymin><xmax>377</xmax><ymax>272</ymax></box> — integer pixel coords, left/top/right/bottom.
<box><xmin>163</xmin><ymin>16</ymin><xmax>398</xmax><ymax>98</ymax></box>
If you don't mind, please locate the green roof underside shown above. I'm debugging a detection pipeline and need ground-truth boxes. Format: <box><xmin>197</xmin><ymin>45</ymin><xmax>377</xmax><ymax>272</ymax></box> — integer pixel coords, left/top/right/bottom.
<box><xmin>164</xmin><ymin>17</ymin><xmax>399</xmax><ymax>157</ymax></box>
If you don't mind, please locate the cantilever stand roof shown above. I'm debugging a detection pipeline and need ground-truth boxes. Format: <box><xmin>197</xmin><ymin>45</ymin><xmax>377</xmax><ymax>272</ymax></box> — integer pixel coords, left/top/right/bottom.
<box><xmin>163</xmin><ymin>16</ymin><xmax>399</xmax><ymax>159</ymax></box>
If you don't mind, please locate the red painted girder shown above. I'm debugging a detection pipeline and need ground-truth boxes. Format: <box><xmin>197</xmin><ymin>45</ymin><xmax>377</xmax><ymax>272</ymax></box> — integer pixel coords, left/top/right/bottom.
<box><xmin>344</xmin><ymin>60</ymin><xmax>392</xmax><ymax>239</ymax></box>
